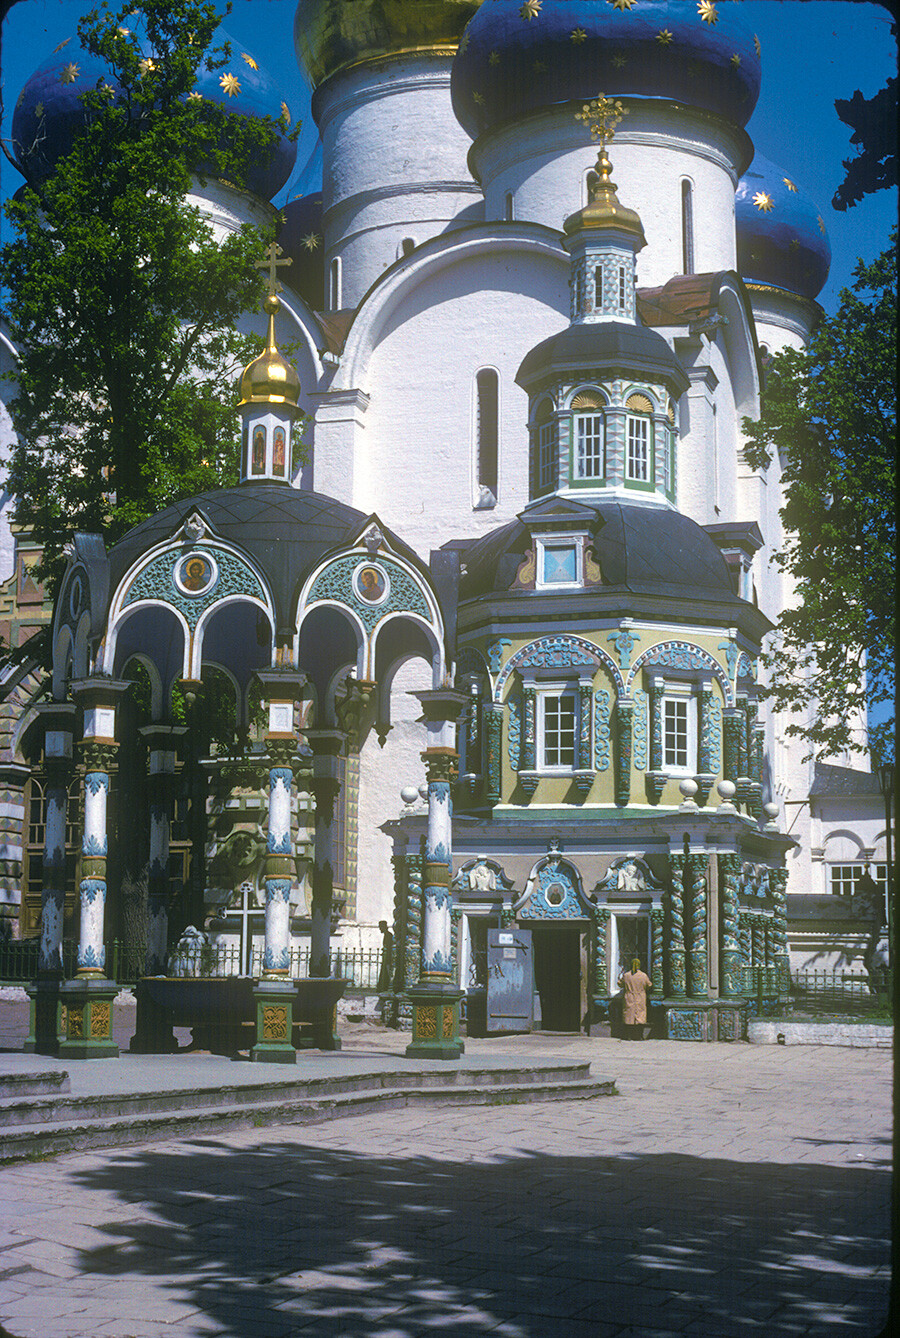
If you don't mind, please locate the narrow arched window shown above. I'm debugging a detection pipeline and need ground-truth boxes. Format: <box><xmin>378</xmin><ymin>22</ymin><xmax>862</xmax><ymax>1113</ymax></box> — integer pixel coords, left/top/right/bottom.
<box><xmin>532</xmin><ymin>399</ymin><xmax>557</xmax><ymax>496</ymax></box>
<box><xmin>505</xmin><ymin>192</ymin><xmax>514</xmax><ymax>221</ymax></box>
<box><xmin>475</xmin><ymin>368</ymin><xmax>499</xmax><ymax>507</ymax></box>
<box><xmin>625</xmin><ymin>393</ymin><xmax>654</xmax><ymax>484</ymax></box>
<box><xmin>681</xmin><ymin>180</ymin><xmax>695</xmax><ymax>275</ymax></box>
<box><xmin>329</xmin><ymin>256</ymin><xmax>341</xmax><ymax>310</ymax></box>
<box><xmin>617</xmin><ymin>263</ymin><xmax>628</xmax><ymax>314</ymax></box>
<box><xmin>572</xmin><ymin>390</ymin><xmax>605</xmax><ymax>479</ymax></box>
<box><xmin>401</xmin><ymin>237</ymin><xmax>415</xmax><ymax>257</ymax></box>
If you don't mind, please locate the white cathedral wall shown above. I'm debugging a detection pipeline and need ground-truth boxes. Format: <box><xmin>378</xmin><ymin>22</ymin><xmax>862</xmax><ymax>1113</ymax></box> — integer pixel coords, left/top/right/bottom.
<box><xmin>315</xmin><ymin>56</ymin><xmax>484</xmax><ymax>310</ymax></box>
<box><xmin>0</xmin><ymin>333</ymin><xmax>18</xmax><ymax>585</ymax></box>
<box><xmin>331</xmin><ymin>243</ymin><xmax>569</xmax><ymax>554</ymax></box>
<box><xmin>471</xmin><ymin>104</ymin><xmax>746</xmax><ymax>289</ymax></box>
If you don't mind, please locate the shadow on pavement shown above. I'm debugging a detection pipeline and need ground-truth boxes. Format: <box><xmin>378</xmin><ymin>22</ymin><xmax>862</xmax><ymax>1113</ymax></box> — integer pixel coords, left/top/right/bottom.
<box><xmin>69</xmin><ymin>1138</ymin><xmax>891</xmax><ymax>1337</ymax></box>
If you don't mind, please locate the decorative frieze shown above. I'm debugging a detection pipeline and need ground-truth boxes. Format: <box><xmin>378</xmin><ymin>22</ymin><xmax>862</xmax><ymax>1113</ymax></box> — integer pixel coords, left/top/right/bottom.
<box><xmin>615</xmin><ymin>699</ymin><xmax>633</xmax><ymax>806</ymax></box>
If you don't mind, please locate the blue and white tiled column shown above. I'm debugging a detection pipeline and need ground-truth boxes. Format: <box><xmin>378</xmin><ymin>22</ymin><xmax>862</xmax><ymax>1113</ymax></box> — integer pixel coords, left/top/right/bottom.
<box><xmin>60</xmin><ymin>678</ymin><xmax>130</xmax><ymax>1060</ymax></box>
<box><xmin>251</xmin><ymin>669</ymin><xmax>307</xmax><ymax>1064</ymax></box>
<box><xmin>406</xmin><ymin>688</ymin><xmax>467</xmax><ymax>1060</ymax></box>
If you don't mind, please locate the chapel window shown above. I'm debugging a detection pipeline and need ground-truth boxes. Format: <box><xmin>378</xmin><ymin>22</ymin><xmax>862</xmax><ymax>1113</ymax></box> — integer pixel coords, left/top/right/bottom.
<box><xmin>681</xmin><ymin>180</ymin><xmax>695</xmax><ymax>275</ymax></box>
<box><xmin>539</xmin><ymin>689</ymin><xmax>578</xmax><ymax>771</ymax></box>
<box><xmin>532</xmin><ymin>399</ymin><xmax>557</xmax><ymax>496</ymax></box>
<box><xmin>329</xmin><ymin>256</ymin><xmax>342</xmax><ymax>310</ymax></box>
<box><xmin>572</xmin><ymin>389</ymin><xmax>606</xmax><ymax>480</ymax></box>
<box><xmin>625</xmin><ymin>393</ymin><xmax>654</xmax><ymax>485</ymax></box>
<box><xmin>662</xmin><ymin>693</ymin><xmax>697</xmax><ymax>773</ymax></box>
<box><xmin>475</xmin><ymin>368</ymin><xmax>499</xmax><ymax>506</ymax></box>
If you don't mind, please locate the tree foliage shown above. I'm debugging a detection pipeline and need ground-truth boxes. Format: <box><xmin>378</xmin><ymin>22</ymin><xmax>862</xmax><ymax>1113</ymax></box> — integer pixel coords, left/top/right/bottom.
<box><xmin>832</xmin><ymin>49</ymin><xmax>897</xmax><ymax>210</ymax></box>
<box><xmin>743</xmin><ymin>234</ymin><xmax>896</xmax><ymax>763</ymax></box>
<box><xmin>0</xmin><ymin>0</ymin><xmax>297</xmax><ymax>585</ymax></box>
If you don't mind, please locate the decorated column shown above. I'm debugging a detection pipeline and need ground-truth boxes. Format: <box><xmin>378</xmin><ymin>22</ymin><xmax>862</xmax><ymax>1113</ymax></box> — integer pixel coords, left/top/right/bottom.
<box><xmin>59</xmin><ymin>678</ymin><xmax>130</xmax><ymax>1060</ymax></box>
<box><xmin>751</xmin><ymin>911</ymin><xmax>766</xmax><ymax>996</ymax></box>
<box><xmin>650</xmin><ymin>907</ymin><xmax>665</xmax><ymax>995</ymax></box>
<box><xmin>592</xmin><ymin>906</ymin><xmax>610</xmax><ymax>998</ymax></box>
<box><xmin>718</xmin><ymin>853</ymin><xmax>743</xmax><ymax>997</ymax></box>
<box><xmin>25</xmin><ymin>703</ymin><xmax>76</xmax><ymax>1054</ymax></box>
<box><xmin>646</xmin><ymin>677</ymin><xmax>666</xmax><ymax>803</ymax></box>
<box><xmin>687</xmin><ymin>855</ymin><xmax>709</xmax><ymax>998</ymax></box>
<box><xmin>666</xmin><ymin>853</ymin><xmax>687</xmax><ymax>997</ymax></box>
<box><xmin>251</xmin><ymin>669</ymin><xmax>307</xmax><ymax>1064</ymax></box>
<box><xmin>303</xmin><ymin>726</ymin><xmax>346</xmax><ymax>1051</ymax></box>
<box><xmin>769</xmin><ymin>867</ymin><xmax>791</xmax><ymax>993</ymax></box>
<box><xmin>615</xmin><ymin>698</ymin><xmax>633</xmax><ymax>807</ymax></box>
<box><xmin>407</xmin><ymin>687</ymin><xmax>467</xmax><ymax>1060</ymax></box>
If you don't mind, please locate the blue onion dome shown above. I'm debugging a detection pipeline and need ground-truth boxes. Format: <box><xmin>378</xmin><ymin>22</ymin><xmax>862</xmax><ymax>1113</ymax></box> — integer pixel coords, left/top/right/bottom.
<box><xmin>452</xmin><ymin>0</ymin><xmax>762</xmax><ymax>140</ymax></box>
<box><xmin>294</xmin><ymin>0</ymin><xmax>482</xmax><ymax>90</ymax></box>
<box><xmin>736</xmin><ymin>154</ymin><xmax>831</xmax><ymax>301</ymax></box>
<box><xmin>11</xmin><ymin>28</ymin><xmax>297</xmax><ymax>200</ymax></box>
<box><xmin>277</xmin><ymin>192</ymin><xmax>325</xmax><ymax>309</ymax></box>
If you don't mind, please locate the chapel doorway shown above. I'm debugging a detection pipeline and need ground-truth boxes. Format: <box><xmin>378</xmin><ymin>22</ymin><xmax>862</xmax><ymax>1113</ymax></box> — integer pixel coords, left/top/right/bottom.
<box><xmin>531</xmin><ymin>922</ymin><xmax>588</xmax><ymax>1032</ymax></box>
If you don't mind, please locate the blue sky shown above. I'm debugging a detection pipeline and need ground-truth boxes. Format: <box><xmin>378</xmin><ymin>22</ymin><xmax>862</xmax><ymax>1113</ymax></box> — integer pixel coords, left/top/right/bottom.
<box><xmin>1</xmin><ymin>1</ymin><xmax>897</xmax><ymax>312</ymax></box>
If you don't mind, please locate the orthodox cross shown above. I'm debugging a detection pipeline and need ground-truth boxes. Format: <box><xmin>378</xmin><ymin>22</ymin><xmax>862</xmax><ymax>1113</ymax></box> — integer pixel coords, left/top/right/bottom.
<box><xmin>575</xmin><ymin>93</ymin><xmax>628</xmax><ymax>146</ymax></box>
<box><xmin>256</xmin><ymin>241</ymin><xmax>292</xmax><ymax>297</ymax></box>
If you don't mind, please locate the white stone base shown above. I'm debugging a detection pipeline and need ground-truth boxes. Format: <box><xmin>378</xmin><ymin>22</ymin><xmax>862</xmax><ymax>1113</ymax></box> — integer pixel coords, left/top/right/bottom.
<box><xmin>748</xmin><ymin>1019</ymin><xmax>892</xmax><ymax>1048</ymax></box>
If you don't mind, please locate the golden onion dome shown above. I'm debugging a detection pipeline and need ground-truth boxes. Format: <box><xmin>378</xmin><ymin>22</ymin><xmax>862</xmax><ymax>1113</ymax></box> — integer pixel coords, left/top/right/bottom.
<box><xmin>563</xmin><ymin>148</ymin><xmax>646</xmax><ymax>251</ymax></box>
<box><xmin>294</xmin><ymin>0</ymin><xmax>482</xmax><ymax>90</ymax></box>
<box><xmin>238</xmin><ymin>294</ymin><xmax>302</xmax><ymax>408</ymax></box>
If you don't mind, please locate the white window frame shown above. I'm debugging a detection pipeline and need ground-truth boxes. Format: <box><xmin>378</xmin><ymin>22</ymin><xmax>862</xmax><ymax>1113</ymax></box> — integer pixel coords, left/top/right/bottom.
<box><xmin>661</xmin><ymin>691</ymin><xmax>697</xmax><ymax>775</ymax></box>
<box><xmin>537</xmin><ymin>685</ymin><xmax>579</xmax><ymax>773</ymax></box>
<box><xmin>829</xmin><ymin>863</ymin><xmax>887</xmax><ymax>899</ymax></box>
<box><xmin>617</xmin><ymin>262</ymin><xmax>628</xmax><ymax>314</ymax></box>
<box><xmin>574</xmin><ymin>412</ymin><xmax>605</xmax><ymax>479</ymax></box>
<box><xmin>535</xmin><ymin>534</ymin><xmax>583</xmax><ymax>590</ymax></box>
<box><xmin>536</xmin><ymin>418</ymin><xmax>557</xmax><ymax>493</ymax></box>
<box><xmin>626</xmin><ymin>414</ymin><xmax>651</xmax><ymax>482</ymax></box>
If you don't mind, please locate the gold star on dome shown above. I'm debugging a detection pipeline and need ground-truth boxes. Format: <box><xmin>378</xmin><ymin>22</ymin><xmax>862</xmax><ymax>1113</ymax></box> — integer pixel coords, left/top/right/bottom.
<box><xmin>731</xmin><ymin>53</ymin><xmax>741</xmax><ymax>68</ymax></box>
<box><xmin>698</xmin><ymin>1</ymin><xmax>718</xmax><ymax>25</ymax></box>
<box><xmin>138</xmin><ymin>58</ymin><xmax>158</xmax><ymax>75</ymax></box>
<box><xmin>783</xmin><ymin>177</ymin><xmax>797</xmax><ymax>192</ymax></box>
<box><xmin>34</xmin><ymin>102</ymin><xmax>44</xmax><ymax>118</ymax></box>
<box><xmin>241</xmin><ymin>52</ymin><xmax>258</xmax><ymax>70</ymax></box>
<box><xmin>489</xmin><ymin>50</ymin><xmax>500</xmax><ymax>66</ymax></box>
<box><xmin>59</xmin><ymin>63</ymin><xmax>79</xmax><ymax>84</ymax></box>
<box><xmin>118</xmin><ymin>27</ymin><xmax>130</xmax><ymax>36</ymax></box>
<box><xmin>53</xmin><ymin>37</ymin><xmax>71</xmax><ymax>53</ymax></box>
<box><xmin>220</xmin><ymin>72</ymin><xmax>241</xmax><ymax>97</ymax></box>
<box><xmin>188</xmin><ymin>90</ymin><xmax>203</xmax><ymax>100</ymax></box>
<box><xmin>612</xmin><ymin>54</ymin><xmax>627</xmax><ymax>68</ymax></box>
<box><xmin>789</xmin><ymin>239</ymin><xmax>800</xmax><ymax>251</ymax></box>
<box><xmin>301</xmin><ymin>233</ymin><xmax>320</xmax><ymax>253</ymax></box>
<box><xmin>571</xmin><ymin>28</ymin><xmax>587</xmax><ymax>43</ymax></box>
<box><xmin>519</xmin><ymin>0</ymin><xmax>542</xmax><ymax>19</ymax></box>
<box><xmin>608</xmin><ymin>0</ymin><xmax>637</xmax><ymax>10</ymax></box>
<box><xmin>754</xmin><ymin>34</ymin><xmax>761</xmax><ymax>57</ymax></box>
<box><xmin>753</xmin><ymin>192</ymin><xmax>774</xmax><ymax>212</ymax></box>
<box><xmin>472</xmin><ymin>90</ymin><xmax>485</xmax><ymax>105</ymax></box>
<box><xmin>280</xmin><ymin>101</ymin><xmax>291</xmax><ymax>124</ymax></box>
<box><xmin>100</xmin><ymin>81</ymin><xmax>115</xmax><ymax>96</ymax></box>
<box><xmin>656</xmin><ymin>29</ymin><xmax>673</xmax><ymax>45</ymax></box>
<box><xmin>533</xmin><ymin>59</ymin><xmax>547</xmax><ymax>73</ymax></box>
<box><xmin>817</xmin><ymin>215</ymin><xmax>826</xmax><ymax>234</ymax></box>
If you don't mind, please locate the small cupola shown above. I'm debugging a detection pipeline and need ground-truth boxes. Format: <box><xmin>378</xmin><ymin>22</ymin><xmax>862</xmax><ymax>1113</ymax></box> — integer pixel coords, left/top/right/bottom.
<box><xmin>562</xmin><ymin>98</ymin><xmax>645</xmax><ymax>326</ymax></box>
<box><xmin>238</xmin><ymin>243</ymin><xmax>302</xmax><ymax>484</ymax></box>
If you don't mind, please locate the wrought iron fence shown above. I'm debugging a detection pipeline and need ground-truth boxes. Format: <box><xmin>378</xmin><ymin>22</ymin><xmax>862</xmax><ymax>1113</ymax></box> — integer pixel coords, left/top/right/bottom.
<box><xmin>789</xmin><ymin>968</ymin><xmax>892</xmax><ymax>1017</ymax></box>
<box><xmin>0</xmin><ymin>938</ymin><xmax>384</xmax><ymax>991</ymax></box>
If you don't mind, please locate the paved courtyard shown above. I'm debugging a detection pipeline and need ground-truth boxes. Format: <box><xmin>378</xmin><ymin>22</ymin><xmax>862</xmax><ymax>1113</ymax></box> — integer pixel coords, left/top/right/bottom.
<box><xmin>0</xmin><ymin>1017</ymin><xmax>891</xmax><ymax>1338</ymax></box>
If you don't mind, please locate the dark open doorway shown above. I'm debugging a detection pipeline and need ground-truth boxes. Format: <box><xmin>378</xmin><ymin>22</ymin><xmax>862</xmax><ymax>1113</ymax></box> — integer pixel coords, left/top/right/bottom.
<box><xmin>532</xmin><ymin>922</ymin><xmax>587</xmax><ymax>1032</ymax></box>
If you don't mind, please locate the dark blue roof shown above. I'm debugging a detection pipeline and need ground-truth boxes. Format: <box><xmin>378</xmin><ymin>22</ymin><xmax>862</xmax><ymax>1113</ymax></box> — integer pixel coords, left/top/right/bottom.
<box><xmin>12</xmin><ymin>26</ymin><xmax>297</xmax><ymax>199</ymax></box>
<box><xmin>452</xmin><ymin>0</ymin><xmax>761</xmax><ymax>140</ymax></box>
<box><xmin>278</xmin><ymin>192</ymin><xmax>325</xmax><ymax>309</ymax></box>
<box><xmin>736</xmin><ymin>155</ymin><xmax>831</xmax><ymax>301</ymax></box>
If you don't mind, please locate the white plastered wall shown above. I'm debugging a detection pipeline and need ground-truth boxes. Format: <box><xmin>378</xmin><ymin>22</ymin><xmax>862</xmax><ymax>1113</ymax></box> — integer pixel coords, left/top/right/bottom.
<box><xmin>0</xmin><ymin>330</ymin><xmax>19</xmax><ymax>585</ymax></box>
<box><xmin>470</xmin><ymin>103</ymin><xmax>749</xmax><ymax>289</ymax></box>
<box><xmin>315</xmin><ymin>55</ymin><xmax>484</xmax><ymax>310</ymax></box>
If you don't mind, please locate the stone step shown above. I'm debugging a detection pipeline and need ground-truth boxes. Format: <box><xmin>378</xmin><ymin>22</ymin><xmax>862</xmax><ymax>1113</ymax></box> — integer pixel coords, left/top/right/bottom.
<box><xmin>0</xmin><ymin>1075</ymin><xmax>616</xmax><ymax>1163</ymax></box>
<box><xmin>0</xmin><ymin>1061</ymin><xmax>592</xmax><ymax>1128</ymax></box>
<box><xmin>0</xmin><ymin>1070</ymin><xmax>71</xmax><ymax>1100</ymax></box>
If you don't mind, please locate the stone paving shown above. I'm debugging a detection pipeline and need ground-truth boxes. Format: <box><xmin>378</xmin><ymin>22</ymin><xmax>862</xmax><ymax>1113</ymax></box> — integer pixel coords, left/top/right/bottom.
<box><xmin>0</xmin><ymin>1010</ymin><xmax>892</xmax><ymax>1338</ymax></box>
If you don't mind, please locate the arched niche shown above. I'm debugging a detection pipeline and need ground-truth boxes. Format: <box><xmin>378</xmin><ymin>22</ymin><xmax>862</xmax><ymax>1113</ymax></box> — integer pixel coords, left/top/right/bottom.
<box><xmin>298</xmin><ymin>605</ymin><xmax>363</xmax><ymax>722</ymax></box>
<box><xmin>112</xmin><ymin>605</ymin><xmax>187</xmax><ymax>720</ymax></box>
<box><xmin>198</xmin><ymin>600</ymin><xmax>272</xmax><ymax>706</ymax></box>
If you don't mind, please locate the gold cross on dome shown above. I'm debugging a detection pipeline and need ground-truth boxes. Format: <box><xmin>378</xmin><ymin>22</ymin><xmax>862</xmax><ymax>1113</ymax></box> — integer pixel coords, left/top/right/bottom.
<box><xmin>255</xmin><ymin>241</ymin><xmax>292</xmax><ymax>298</ymax></box>
<box><xmin>575</xmin><ymin>93</ymin><xmax>628</xmax><ymax>146</ymax></box>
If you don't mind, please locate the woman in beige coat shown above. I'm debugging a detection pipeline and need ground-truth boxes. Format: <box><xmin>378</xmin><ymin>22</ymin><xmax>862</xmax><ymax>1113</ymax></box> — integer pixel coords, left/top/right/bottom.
<box><xmin>618</xmin><ymin>957</ymin><xmax>652</xmax><ymax>1039</ymax></box>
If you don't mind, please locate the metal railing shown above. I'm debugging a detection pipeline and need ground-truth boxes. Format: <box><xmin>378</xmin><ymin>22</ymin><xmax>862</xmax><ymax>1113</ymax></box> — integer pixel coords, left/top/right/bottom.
<box><xmin>0</xmin><ymin>938</ymin><xmax>384</xmax><ymax>991</ymax></box>
<box><xmin>789</xmin><ymin>968</ymin><xmax>892</xmax><ymax>1017</ymax></box>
